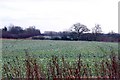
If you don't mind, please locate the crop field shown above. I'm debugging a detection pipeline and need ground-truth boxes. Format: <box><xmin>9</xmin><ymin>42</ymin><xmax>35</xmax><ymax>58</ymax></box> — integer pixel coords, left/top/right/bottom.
<box><xmin>2</xmin><ymin>39</ymin><xmax>118</xmax><ymax>60</ymax></box>
<box><xmin>1</xmin><ymin>39</ymin><xmax>119</xmax><ymax>79</ymax></box>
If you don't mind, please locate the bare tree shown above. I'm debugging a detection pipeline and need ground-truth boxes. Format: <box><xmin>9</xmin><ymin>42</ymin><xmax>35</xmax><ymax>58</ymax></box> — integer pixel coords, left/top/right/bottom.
<box><xmin>92</xmin><ymin>24</ymin><xmax>102</xmax><ymax>41</ymax></box>
<box><xmin>108</xmin><ymin>30</ymin><xmax>115</xmax><ymax>34</ymax></box>
<box><xmin>71</xmin><ymin>23</ymin><xmax>90</xmax><ymax>40</ymax></box>
<box><xmin>92</xmin><ymin>24</ymin><xmax>102</xmax><ymax>34</ymax></box>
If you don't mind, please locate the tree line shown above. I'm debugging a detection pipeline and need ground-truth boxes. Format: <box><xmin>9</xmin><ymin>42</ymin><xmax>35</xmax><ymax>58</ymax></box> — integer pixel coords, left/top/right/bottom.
<box><xmin>0</xmin><ymin>23</ymin><xmax>120</xmax><ymax>42</ymax></box>
<box><xmin>1</xmin><ymin>25</ymin><xmax>41</xmax><ymax>39</ymax></box>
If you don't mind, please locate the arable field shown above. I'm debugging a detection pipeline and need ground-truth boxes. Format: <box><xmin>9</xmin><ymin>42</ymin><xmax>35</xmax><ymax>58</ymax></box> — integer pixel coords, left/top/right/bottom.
<box><xmin>2</xmin><ymin>39</ymin><xmax>118</xmax><ymax>59</ymax></box>
<box><xmin>1</xmin><ymin>39</ymin><xmax>119</xmax><ymax>78</ymax></box>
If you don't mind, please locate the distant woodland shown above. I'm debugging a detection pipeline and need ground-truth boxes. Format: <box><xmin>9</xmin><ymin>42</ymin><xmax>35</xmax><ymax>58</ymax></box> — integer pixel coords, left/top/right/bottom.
<box><xmin>0</xmin><ymin>23</ymin><xmax>120</xmax><ymax>42</ymax></box>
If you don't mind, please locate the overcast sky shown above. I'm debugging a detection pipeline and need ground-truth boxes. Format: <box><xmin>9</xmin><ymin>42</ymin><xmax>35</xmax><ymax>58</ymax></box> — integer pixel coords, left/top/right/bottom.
<box><xmin>0</xmin><ymin>0</ymin><xmax>119</xmax><ymax>33</ymax></box>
